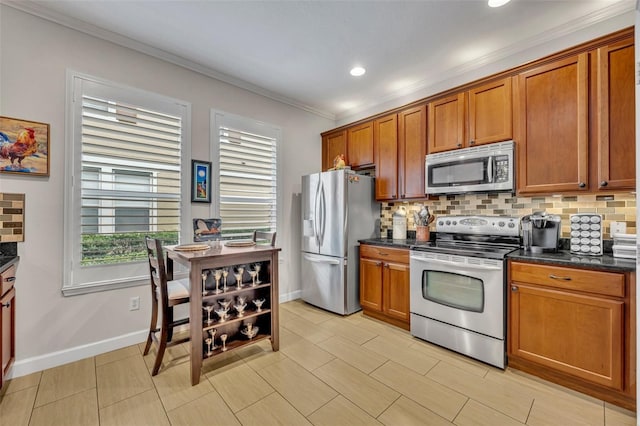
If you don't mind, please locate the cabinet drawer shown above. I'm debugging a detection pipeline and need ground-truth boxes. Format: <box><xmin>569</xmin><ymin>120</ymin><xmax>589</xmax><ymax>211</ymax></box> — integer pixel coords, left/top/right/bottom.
<box><xmin>360</xmin><ymin>245</ymin><xmax>408</xmax><ymax>264</ymax></box>
<box><xmin>510</xmin><ymin>262</ymin><xmax>624</xmax><ymax>298</ymax></box>
<box><xmin>1</xmin><ymin>265</ymin><xmax>15</xmax><ymax>297</ymax></box>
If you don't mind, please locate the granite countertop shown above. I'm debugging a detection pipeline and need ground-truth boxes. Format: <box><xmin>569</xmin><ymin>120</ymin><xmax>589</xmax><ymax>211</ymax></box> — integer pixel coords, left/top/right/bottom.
<box><xmin>0</xmin><ymin>256</ymin><xmax>19</xmax><ymax>271</ymax></box>
<box><xmin>359</xmin><ymin>238</ymin><xmax>636</xmax><ymax>273</ymax></box>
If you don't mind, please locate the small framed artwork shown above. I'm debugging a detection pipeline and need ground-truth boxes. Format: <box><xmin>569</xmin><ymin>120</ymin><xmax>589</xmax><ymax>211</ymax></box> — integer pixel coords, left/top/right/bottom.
<box><xmin>193</xmin><ymin>218</ymin><xmax>222</xmax><ymax>242</ymax></box>
<box><xmin>191</xmin><ymin>159</ymin><xmax>212</xmax><ymax>203</ymax></box>
<box><xmin>0</xmin><ymin>116</ymin><xmax>50</xmax><ymax>176</ymax></box>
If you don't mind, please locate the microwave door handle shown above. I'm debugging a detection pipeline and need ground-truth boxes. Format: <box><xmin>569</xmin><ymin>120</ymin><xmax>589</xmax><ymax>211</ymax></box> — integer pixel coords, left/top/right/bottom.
<box><xmin>487</xmin><ymin>156</ymin><xmax>494</xmax><ymax>183</ymax></box>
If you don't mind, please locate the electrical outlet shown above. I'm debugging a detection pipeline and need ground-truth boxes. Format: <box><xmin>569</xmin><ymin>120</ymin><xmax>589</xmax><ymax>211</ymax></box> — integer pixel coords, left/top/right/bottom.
<box><xmin>610</xmin><ymin>221</ymin><xmax>627</xmax><ymax>238</ymax></box>
<box><xmin>129</xmin><ymin>296</ymin><xmax>140</xmax><ymax>311</ymax></box>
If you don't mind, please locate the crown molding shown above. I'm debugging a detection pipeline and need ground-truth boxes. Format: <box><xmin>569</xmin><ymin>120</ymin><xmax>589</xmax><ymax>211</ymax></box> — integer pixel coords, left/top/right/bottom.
<box><xmin>2</xmin><ymin>0</ymin><xmax>337</xmax><ymax>121</ymax></box>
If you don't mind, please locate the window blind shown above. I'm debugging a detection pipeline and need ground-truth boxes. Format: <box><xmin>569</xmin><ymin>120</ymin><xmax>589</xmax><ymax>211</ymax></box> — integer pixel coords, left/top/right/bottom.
<box><xmin>80</xmin><ymin>95</ymin><xmax>182</xmax><ymax>265</ymax></box>
<box><xmin>218</xmin><ymin>126</ymin><xmax>277</xmax><ymax>240</ymax></box>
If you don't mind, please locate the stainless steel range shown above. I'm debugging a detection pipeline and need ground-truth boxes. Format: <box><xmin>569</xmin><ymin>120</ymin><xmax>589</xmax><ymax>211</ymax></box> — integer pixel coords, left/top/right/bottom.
<box><xmin>409</xmin><ymin>215</ymin><xmax>520</xmax><ymax>368</ymax></box>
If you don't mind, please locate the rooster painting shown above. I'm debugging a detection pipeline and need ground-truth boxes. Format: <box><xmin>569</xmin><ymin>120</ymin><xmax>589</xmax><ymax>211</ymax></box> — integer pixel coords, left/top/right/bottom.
<box><xmin>0</xmin><ymin>128</ymin><xmax>37</xmax><ymax>167</ymax></box>
<box><xmin>0</xmin><ymin>116</ymin><xmax>49</xmax><ymax>176</ymax></box>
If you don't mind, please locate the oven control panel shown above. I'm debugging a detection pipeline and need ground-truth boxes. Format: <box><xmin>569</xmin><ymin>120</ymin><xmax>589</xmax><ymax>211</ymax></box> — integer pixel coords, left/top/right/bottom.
<box><xmin>436</xmin><ymin>215</ymin><xmax>520</xmax><ymax>237</ymax></box>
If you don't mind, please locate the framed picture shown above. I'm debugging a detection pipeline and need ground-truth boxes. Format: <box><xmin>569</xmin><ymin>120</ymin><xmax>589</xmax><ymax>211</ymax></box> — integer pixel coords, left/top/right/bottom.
<box><xmin>191</xmin><ymin>159</ymin><xmax>212</xmax><ymax>203</ymax></box>
<box><xmin>0</xmin><ymin>116</ymin><xmax>50</xmax><ymax>176</ymax></box>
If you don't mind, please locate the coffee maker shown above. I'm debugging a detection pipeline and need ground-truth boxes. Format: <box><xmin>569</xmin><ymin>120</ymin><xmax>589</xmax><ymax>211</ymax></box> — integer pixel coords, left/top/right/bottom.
<box><xmin>521</xmin><ymin>212</ymin><xmax>561</xmax><ymax>253</ymax></box>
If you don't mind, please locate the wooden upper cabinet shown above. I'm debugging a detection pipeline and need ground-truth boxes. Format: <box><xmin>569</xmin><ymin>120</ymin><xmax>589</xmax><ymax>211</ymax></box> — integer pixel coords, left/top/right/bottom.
<box><xmin>398</xmin><ymin>105</ymin><xmax>427</xmax><ymax>199</ymax></box>
<box><xmin>347</xmin><ymin>121</ymin><xmax>374</xmax><ymax>169</ymax></box>
<box><xmin>428</xmin><ymin>93</ymin><xmax>465</xmax><ymax>153</ymax></box>
<box><xmin>321</xmin><ymin>129</ymin><xmax>347</xmax><ymax>171</ymax></box>
<box><xmin>468</xmin><ymin>78</ymin><xmax>513</xmax><ymax>146</ymax></box>
<box><xmin>515</xmin><ymin>53</ymin><xmax>589</xmax><ymax>194</ymax></box>
<box><xmin>374</xmin><ymin>114</ymin><xmax>398</xmax><ymax>200</ymax></box>
<box><xmin>594</xmin><ymin>37</ymin><xmax>635</xmax><ymax>191</ymax></box>
<box><xmin>428</xmin><ymin>78</ymin><xmax>512</xmax><ymax>154</ymax></box>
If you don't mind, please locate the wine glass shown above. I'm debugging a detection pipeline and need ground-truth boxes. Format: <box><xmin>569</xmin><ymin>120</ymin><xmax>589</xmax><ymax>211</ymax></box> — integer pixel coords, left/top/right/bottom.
<box><xmin>222</xmin><ymin>268</ymin><xmax>229</xmax><ymax>292</ymax></box>
<box><xmin>248</xmin><ymin>268</ymin><xmax>257</xmax><ymax>287</ymax></box>
<box><xmin>235</xmin><ymin>301</ymin><xmax>247</xmax><ymax>317</ymax></box>
<box><xmin>203</xmin><ymin>304</ymin><xmax>215</xmax><ymax>324</ymax></box>
<box><xmin>220</xmin><ymin>334</ymin><xmax>228</xmax><ymax>352</ymax></box>
<box><xmin>253</xmin><ymin>298</ymin><xmax>266</xmax><ymax>312</ymax></box>
<box><xmin>254</xmin><ymin>263</ymin><xmax>262</xmax><ymax>284</ymax></box>
<box><xmin>205</xmin><ymin>337</ymin><xmax>213</xmax><ymax>356</ymax></box>
<box><xmin>234</xmin><ymin>271</ymin><xmax>243</xmax><ymax>290</ymax></box>
<box><xmin>201</xmin><ymin>271</ymin><xmax>209</xmax><ymax>296</ymax></box>
<box><xmin>209</xmin><ymin>329</ymin><xmax>218</xmax><ymax>350</ymax></box>
<box><xmin>213</xmin><ymin>269</ymin><xmax>223</xmax><ymax>294</ymax></box>
<box><xmin>241</xmin><ymin>323</ymin><xmax>259</xmax><ymax>339</ymax></box>
<box><xmin>215</xmin><ymin>307</ymin><xmax>229</xmax><ymax>322</ymax></box>
<box><xmin>218</xmin><ymin>299</ymin><xmax>232</xmax><ymax>310</ymax></box>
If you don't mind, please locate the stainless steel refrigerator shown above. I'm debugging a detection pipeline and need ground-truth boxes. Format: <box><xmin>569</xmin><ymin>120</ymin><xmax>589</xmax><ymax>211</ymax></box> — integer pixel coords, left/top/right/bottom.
<box><xmin>301</xmin><ymin>169</ymin><xmax>380</xmax><ymax>314</ymax></box>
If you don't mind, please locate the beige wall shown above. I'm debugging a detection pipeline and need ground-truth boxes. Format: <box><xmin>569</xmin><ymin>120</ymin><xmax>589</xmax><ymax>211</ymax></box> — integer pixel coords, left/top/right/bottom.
<box><xmin>0</xmin><ymin>5</ymin><xmax>332</xmax><ymax>374</ymax></box>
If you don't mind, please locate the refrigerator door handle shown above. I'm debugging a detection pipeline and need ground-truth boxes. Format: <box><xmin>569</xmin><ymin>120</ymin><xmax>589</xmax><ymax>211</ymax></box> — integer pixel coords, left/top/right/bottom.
<box><xmin>319</xmin><ymin>181</ymin><xmax>327</xmax><ymax>247</ymax></box>
<box><xmin>303</xmin><ymin>254</ymin><xmax>341</xmax><ymax>265</ymax></box>
<box><xmin>314</xmin><ymin>179</ymin><xmax>322</xmax><ymax>247</ymax></box>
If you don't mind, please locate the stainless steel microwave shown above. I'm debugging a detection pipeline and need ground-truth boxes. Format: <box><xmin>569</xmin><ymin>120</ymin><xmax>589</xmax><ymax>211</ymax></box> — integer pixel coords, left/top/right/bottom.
<box><xmin>425</xmin><ymin>141</ymin><xmax>514</xmax><ymax>195</ymax></box>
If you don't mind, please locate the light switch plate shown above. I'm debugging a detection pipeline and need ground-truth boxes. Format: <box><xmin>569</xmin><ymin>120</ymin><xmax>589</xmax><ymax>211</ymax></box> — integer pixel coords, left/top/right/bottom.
<box><xmin>610</xmin><ymin>221</ymin><xmax>627</xmax><ymax>238</ymax></box>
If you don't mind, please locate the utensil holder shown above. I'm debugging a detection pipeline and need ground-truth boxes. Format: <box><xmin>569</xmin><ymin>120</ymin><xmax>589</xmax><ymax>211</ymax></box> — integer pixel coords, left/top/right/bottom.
<box><xmin>416</xmin><ymin>226</ymin><xmax>430</xmax><ymax>242</ymax></box>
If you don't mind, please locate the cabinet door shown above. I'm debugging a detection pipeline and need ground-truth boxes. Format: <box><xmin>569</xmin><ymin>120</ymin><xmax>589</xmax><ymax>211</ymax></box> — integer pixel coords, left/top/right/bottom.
<box><xmin>509</xmin><ymin>283</ymin><xmax>623</xmax><ymax>390</ymax></box>
<box><xmin>347</xmin><ymin>122</ymin><xmax>374</xmax><ymax>168</ymax></box>
<box><xmin>359</xmin><ymin>258</ymin><xmax>383</xmax><ymax>312</ymax></box>
<box><xmin>374</xmin><ymin>114</ymin><xmax>398</xmax><ymax>200</ymax></box>
<box><xmin>1</xmin><ymin>287</ymin><xmax>15</xmax><ymax>389</ymax></box>
<box><xmin>595</xmin><ymin>38</ymin><xmax>635</xmax><ymax>191</ymax></box>
<box><xmin>398</xmin><ymin>105</ymin><xmax>427</xmax><ymax>199</ymax></box>
<box><xmin>322</xmin><ymin>130</ymin><xmax>347</xmax><ymax>171</ymax></box>
<box><xmin>468</xmin><ymin>78</ymin><xmax>512</xmax><ymax>146</ymax></box>
<box><xmin>382</xmin><ymin>262</ymin><xmax>410</xmax><ymax>322</ymax></box>
<box><xmin>428</xmin><ymin>93</ymin><xmax>465</xmax><ymax>153</ymax></box>
<box><xmin>515</xmin><ymin>54</ymin><xmax>589</xmax><ymax>194</ymax></box>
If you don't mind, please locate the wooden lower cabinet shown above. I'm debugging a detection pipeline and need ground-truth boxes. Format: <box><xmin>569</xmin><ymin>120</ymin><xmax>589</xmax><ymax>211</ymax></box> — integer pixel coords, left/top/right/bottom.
<box><xmin>508</xmin><ymin>261</ymin><xmax>635</xmax><ymax>410</ymax></box>
<box><xmin>360</xmin><ymin>245</ymin><xmax>409</xmax><ymax>330</ymax></box>
<box><xmin>1</xmin><ymin>263</ymin><xmax>16</xmax><ymax>390</ymax></box>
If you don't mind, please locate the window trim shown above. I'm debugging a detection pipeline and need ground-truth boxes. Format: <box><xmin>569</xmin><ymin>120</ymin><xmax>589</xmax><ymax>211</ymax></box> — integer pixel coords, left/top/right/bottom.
<box><xmin>63</xmin><ymin>70</ymin><xmax>192</xmax><ymax>296</ymax></box>
<box><xmin>209</xmin><ymin>110</ymin><xmax>282</xmax><ymax>241</ymax></box>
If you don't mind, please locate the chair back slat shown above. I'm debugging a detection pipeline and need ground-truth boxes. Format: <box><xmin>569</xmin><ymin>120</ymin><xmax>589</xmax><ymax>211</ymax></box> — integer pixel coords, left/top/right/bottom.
<box><xmin>145</xmin><ymin>236</ymin><xmax>170</xmax><ymax>305</ymax></box>
<box><xmin>253</xmin><ymin>231</ymin><xmax>276</xmax><ymax>247</ymax></box>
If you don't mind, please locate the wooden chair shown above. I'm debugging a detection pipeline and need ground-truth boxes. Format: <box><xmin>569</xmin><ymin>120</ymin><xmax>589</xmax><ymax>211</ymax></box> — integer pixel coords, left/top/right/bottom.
<box><xmin>143</xmin><ymin>237</ymin><xmax>191</xmax><ymax>376</ymax></box>
<box><xmin>253</xmin><ymin>230</ymin><xmax>276</xmax><ymax>246</ymax></box>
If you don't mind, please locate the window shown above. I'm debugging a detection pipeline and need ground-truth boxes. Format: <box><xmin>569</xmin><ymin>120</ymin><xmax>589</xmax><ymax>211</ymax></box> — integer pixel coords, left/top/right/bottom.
<box><xmin>211</xmin><ymin>111</ymin><xmax>280</xmax><ymax>240</ymax></box>
<box><xmin>64</xmin><ymin>72</ymin><xmax>191</xmax><ymax>295</ymax></box>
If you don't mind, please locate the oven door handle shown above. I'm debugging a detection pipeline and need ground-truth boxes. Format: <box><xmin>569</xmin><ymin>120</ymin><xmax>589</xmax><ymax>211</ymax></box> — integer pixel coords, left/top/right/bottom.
<box><xmin>410</xmin><ymin>255</ymin><xmax>503</xmax><ymax>271</ymax></box>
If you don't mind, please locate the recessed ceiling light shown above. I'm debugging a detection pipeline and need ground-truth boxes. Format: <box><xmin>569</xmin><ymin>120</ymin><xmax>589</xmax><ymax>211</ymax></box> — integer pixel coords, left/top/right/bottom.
<box><xmin>350</xmin><ymin>67</ymin><xmax>366</xmax><ymax>77</ymax></box>
<box><xmin>488</xmin><ymin>0</ymin><xmax>510</xmax><ymax>7</ymax></box>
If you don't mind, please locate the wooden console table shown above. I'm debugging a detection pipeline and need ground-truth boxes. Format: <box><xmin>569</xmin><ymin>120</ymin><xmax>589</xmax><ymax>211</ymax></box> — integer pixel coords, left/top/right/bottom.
<box><xmin>165</xmin><ymin>243</ymin><xmax>280</xmax><ymax>385</ymax></box>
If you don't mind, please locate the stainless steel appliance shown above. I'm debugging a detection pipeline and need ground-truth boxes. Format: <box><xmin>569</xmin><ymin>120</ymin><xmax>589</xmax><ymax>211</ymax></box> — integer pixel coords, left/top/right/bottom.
<box><xmin>521</xmin><ymin>212</ymin><xmax>561</xmax><ymax>253</ymax></box>
<box><xmin>425</xmin><ymin>141</ymin><xmax>514</xmax><ymax>195</ymax></box>
<box><xmin>301</xmin><ymin>169</ymin><xmax>380</xmax><ymax>314</ymax></box>
<box><xmin>409</xmin><ymin>215</ymin><xmax>520</xmax><ymax>368</ymax></box>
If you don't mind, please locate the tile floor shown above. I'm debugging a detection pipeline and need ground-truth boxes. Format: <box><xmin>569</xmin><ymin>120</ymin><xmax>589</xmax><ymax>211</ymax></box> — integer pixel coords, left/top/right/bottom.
<box><xmin>0</xmin><ymin>299</ymin><xmax>637</xmax><ymax>425</ymax></box>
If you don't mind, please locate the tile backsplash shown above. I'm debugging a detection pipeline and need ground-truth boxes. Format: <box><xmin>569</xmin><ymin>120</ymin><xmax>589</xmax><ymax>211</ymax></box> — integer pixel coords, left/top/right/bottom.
<box><xmin>381</xmin><ymin>192</ymin><xmax>636</xmax><ymax>239</ymax></box>
<box><xmin>0</xmin><ymin>193</ymin><xmax>25</xmax><ymax>242</ymax></box>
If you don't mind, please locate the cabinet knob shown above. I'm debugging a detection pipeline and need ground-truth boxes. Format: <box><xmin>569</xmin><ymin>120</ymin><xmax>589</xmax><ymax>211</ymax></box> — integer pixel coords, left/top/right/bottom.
<box><xmin>375</xmin><ymin>262</ymin><xmax>382</xmax><ymax>267</ymax></box>
<box><xmin>600</xmin><ymin>181</ymin><xmax>608</xmax><ymax>187</ymax></box>
<box><xmin>457</xmin><ymin>143</ymin><xmax>462</xmax><ymax>148</ymax></box>
<box><xmin>384</xmin><ymin>264</ymin><xmax>390</xmax><ymax>269</ymax></box>
<box><xmin>511</xmin><ymin>286</ymin><xmax>518</xmax><ymax>292</ymax></box>
<box><xmin>578</xmin><ymin>182</ymin><xmax>586</xmax><ymax>188</ymax></box>
<box><xmin>469</xmin><ymin>140</ymin><xmax>475</xmax><ymax>145</ymax></box>
<box><xmin>1</xmin><ymin>302</ymin><xmax>9</xmax><ymax>308</ymax></box>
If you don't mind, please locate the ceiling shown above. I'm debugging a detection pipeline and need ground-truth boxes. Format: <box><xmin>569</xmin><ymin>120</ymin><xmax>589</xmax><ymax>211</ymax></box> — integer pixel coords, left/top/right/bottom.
<box><xmin>6</xmin><ymin>1</ymin><xmax>635</xmax><ymax>121</ymax></box>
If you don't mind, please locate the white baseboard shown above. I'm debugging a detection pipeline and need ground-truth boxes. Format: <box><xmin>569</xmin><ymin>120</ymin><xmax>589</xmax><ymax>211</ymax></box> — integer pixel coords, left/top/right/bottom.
<box><xmin>279</xmin><ymin>290</ymin><xmax>301</xmax><ymax>303</ymax></box>
<box><xmin>8</xmin><ymin>294</ymin><xmax>301</xmax><ymax>380</ymax></box>
<box><xmin>7</xmin><ymin>330</ymin><xmax>148</xmax><ymax>380</ymax></box>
